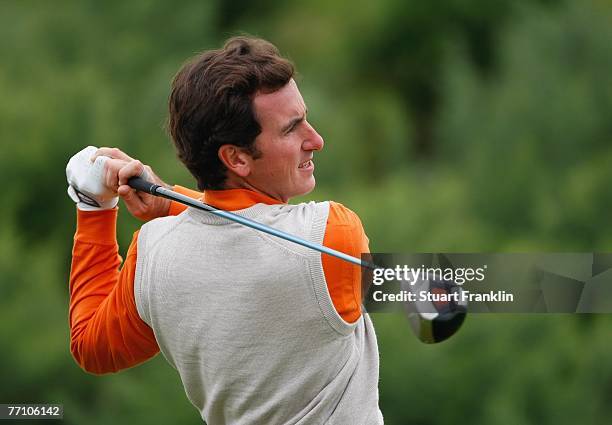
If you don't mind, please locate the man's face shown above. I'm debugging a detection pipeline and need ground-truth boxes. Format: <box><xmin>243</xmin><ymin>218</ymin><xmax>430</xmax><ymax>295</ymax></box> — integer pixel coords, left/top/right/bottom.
<box><xmin>246</xmin><ymin>79</ymin><xmax>324</xmax><ymax>202</ymax></box>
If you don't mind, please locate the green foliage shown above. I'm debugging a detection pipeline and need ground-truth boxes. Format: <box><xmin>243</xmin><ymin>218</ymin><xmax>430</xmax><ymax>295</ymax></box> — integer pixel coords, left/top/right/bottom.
<box><xmin>1</xmin><ymin>0</ymin><xmax>612</xmax><ymax>424</ymax></box>
<box><xmin>436</xmin><ymin>0</ymin><xmax>612</xmax><ymax>249</ymax></box>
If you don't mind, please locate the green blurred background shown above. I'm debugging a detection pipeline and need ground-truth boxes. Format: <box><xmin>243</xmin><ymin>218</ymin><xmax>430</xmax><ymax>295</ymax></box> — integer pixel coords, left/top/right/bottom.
<box><xmin>1</xmin><ymin>0</ymin><xmax>612</xmax><ymax>423</ymax></box>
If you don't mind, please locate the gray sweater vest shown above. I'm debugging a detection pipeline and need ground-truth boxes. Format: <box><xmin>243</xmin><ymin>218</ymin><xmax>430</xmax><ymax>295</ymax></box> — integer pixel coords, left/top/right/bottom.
<box><xmin>134</xmin><ymin>201</ymin><xmax>383</xmax><ymax>424</ymax></box>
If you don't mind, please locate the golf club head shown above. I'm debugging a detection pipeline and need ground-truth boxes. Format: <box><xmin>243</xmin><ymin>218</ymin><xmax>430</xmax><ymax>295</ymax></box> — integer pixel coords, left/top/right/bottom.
<box><xmin>403</xmin><ymin>273</ymin><xmax>468</xmax><ymax>344</ymax></box>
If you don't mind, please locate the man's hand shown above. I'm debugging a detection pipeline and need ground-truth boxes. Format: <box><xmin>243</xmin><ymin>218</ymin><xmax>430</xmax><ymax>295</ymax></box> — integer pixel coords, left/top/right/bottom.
<box><xmin>66</xmin><ymin>146</ymin><xmax>119</xmax><ymax>211</ymax></box>
<box><xmin>92</xmin><ymin>147</ymin><xmax>172</xmax><ymax>221</ymax></box>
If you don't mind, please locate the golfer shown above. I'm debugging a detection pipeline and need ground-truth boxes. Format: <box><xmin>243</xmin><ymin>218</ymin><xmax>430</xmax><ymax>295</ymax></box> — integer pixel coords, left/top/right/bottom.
<box><xmin>67</xmin><ymin>36</ymin><xmax>383</xmax><ymax>424</ymax></box>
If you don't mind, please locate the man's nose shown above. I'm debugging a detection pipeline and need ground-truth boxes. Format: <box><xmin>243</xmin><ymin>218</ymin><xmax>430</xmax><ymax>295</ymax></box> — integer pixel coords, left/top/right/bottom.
<box><xmin>303</xmin><ymin>121</ymin><xmax>324</xmax><ymax>151</ymax></box>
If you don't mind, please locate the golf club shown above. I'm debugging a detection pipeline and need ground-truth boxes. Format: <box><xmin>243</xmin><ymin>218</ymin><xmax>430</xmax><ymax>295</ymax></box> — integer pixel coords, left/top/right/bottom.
<box><xmin>128</xmin><ymin>176</ymin><xmax>466</xmax><ymax>343</ymax></box>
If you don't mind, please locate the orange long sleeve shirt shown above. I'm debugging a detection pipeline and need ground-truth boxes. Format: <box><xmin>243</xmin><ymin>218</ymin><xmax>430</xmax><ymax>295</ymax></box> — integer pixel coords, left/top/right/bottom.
<box><xmin>69</xmin><ymin>187</ymin><xmax>369</xmax><ymax>374</ymax></box>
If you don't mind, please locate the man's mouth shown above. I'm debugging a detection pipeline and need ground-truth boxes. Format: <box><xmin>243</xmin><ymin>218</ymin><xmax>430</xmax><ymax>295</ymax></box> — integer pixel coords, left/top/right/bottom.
<box><xmin>298</xmin><ymin>159</ymin><xmax>313</xmax><ymax>169</ymax></box>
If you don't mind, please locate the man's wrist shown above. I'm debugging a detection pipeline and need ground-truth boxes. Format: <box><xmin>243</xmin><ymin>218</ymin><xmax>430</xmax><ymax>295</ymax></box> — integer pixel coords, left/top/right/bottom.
<box><xmin>75</xmin><ymin>198</ymin><xmax>119</xmax><ymax>211</ymax></box>
<box><xmin>75</xmin><ymin>207</ymin><xmax>118</xmax><ymax>245</ymax></box>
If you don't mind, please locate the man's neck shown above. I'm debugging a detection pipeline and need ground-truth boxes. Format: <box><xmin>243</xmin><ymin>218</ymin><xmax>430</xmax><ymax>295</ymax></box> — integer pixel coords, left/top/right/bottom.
<box><xmin>221</xmin><ymin>176</ymin><xmax>288</xmax><ymax>203</ymax></box>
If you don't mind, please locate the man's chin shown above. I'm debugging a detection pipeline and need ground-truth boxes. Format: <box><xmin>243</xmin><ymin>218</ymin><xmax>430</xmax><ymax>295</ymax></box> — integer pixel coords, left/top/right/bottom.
<box><xmin>302</xmin><ymin>177</ymin><xmax>316</xmax><ymax>196</ymax></box>
<box><xmin>291</xmin><ymin>178</ymin><xmax>316</xmax><ymax>199</ymax></box>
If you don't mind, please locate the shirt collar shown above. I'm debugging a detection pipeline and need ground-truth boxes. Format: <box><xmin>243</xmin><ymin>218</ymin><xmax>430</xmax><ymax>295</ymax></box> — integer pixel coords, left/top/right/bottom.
<box><xmin>203</xmin><ymin>188</ymin><xmax>284</xmax><ymax>211</ymax></box>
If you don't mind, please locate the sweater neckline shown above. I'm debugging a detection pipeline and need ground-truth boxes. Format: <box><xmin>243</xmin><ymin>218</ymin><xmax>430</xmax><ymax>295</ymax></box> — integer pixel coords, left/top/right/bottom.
<box><xmin>203</xmin><ymin>188</ymin><xmax>284</xmax><ymax>211</ymax></box>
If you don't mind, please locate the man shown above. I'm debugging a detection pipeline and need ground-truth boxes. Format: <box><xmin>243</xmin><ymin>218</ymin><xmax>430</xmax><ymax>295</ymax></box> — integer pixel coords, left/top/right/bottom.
<box><xmin>67</xmin><ymin>36</ymin><xmax>383</xmax><ymax>424</ymax></box>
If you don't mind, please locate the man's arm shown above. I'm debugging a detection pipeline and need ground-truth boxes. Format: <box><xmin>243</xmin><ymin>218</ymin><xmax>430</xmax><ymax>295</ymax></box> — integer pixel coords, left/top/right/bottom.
<box><xmin>69</xmin><ymin>209</ymin><xmax>158</xmax><ymax>374</ymax></box>
<box><xmin>69</xmin><ymin>186</ymin><xmax>202</xmax><ymax>374</ymax></box>
<box><xmin>323</xmin><ymin>202</ymin><xmax>370</xmax><ymax>324</ymax></box>
<box><xmin>67</xmin><ymin>147</ymin><xmax>202</xmax><ymax>374</ymax></box>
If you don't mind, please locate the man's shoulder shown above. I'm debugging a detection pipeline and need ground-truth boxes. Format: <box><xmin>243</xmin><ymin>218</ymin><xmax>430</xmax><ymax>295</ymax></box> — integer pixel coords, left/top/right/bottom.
<box><xmin>325</xmin><ymin>201</ymin><xmax>370</xmax><ymax>253</ymax></box>
<box><xmin>283</xmin><ymin>200</ymin><xmax>364</xmax><ymax>229</ymax></box>
<box><xmin>278</xmin><ymin>200</ymin><xmax>329</xmax><ymax>213</ymax></box>
<box><xmin>267</xmin><ymin>201</ymin><xmax>330</xmax><ymax>226</ymax></box>
<box><xmin>138</xmin><ymin>212</ymin><xmax>188</xmax><ymax>248</ymax></box>
<box><xmin>142</xmin><ymin>211</ymin><xmax>187</xmax><ymax>229</ymax></box>
<box><xmin>327</xmin><ymin>201</ymin><xmax>365</xmax><ymax>229</ymax></box>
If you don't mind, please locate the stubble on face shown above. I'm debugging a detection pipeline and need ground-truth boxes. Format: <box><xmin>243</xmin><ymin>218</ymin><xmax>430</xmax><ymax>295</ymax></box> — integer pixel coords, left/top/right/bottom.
<box><xmin>246</xmin><ymin>79</ymin><xmax>318</xmax><ymax>202</ymax></box>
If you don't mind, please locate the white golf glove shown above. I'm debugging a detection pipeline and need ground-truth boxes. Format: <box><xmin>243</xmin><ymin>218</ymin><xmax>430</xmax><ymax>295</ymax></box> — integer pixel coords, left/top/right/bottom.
<box><xmin>66</xmin><ymin>146</ymin><xmax>118</xmax><ymax>211</ymax></box>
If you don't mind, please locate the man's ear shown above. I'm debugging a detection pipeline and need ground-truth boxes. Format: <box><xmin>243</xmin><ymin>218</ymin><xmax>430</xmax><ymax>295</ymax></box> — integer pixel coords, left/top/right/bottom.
<box><xmin>218</xmin><ymin>145</ymin><xmax>252</xmax><ymax>178</ymax></box>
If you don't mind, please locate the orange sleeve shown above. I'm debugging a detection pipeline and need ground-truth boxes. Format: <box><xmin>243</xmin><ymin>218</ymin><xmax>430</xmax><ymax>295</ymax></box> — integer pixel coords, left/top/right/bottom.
<box><xmin>69</xmin><ymin>208</ymin><xmax>159</xmax><ymax>374</ymax></box>
<box><xmin>322</xmin><ymin>202</ymin><xmax>370</xmax><ymax>324</ymax></box>
<box><xmin>167</xmin><ymin>185</ymin><xmax>203</xmax><ymax>216</ymax></box>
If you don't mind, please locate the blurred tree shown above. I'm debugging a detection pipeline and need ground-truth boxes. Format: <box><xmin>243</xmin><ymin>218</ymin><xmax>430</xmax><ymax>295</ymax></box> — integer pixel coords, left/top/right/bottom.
<box><xmin>437</xmin><ymin>0</ymin><xmax>612</xmax><ymax>248</ymax></box>
<box><xmin>350</xmin><ymin>0</ymin><xmax>561</xmax><ymax>159</ymax></box>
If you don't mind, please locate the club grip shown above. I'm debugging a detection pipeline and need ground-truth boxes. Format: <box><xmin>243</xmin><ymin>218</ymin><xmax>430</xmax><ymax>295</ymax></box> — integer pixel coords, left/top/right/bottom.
<box><xmin>128</xmin><ymin>176</ymin><xmax>160</xmax><ymax>195</ymax></box>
